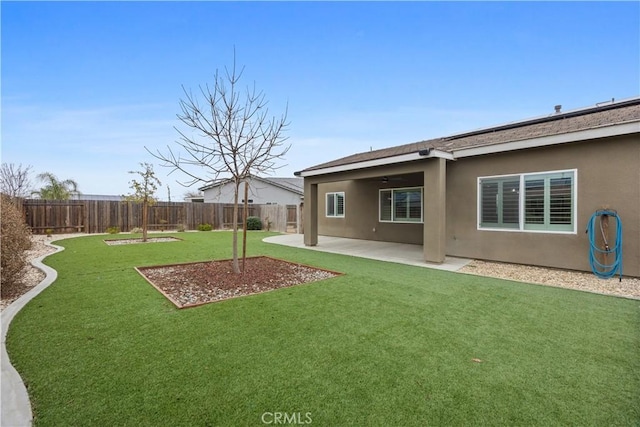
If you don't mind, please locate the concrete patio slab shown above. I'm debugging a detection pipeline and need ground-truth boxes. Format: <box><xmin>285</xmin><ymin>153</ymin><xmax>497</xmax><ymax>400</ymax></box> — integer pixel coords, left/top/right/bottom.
<box><xmin>264</xmin><ymin>234</ymin><xmax>471</xmax><ymax>272</ymax></box>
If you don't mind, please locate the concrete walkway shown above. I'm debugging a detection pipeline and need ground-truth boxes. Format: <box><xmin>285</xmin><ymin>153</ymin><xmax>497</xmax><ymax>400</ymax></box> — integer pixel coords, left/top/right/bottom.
<box><xmin>1</xmin><ymin>240</ymin><xmax>67</xmax><ymax>427</ymax></box>
<box><xmin>264</xmin><ymin>234</ymin><xmax>471</xmax><ymax>272</ymax></box>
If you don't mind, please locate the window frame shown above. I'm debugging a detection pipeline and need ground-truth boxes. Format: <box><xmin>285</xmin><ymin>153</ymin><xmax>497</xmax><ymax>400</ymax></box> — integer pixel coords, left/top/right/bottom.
<box><xmin>325</xmin><ymin>191</ymin><xmax>345</xmax><ymax>218</ymax></box>
<box><xmin>379</xmin><ymin>186</ymin><xmax>424</xmax><ymax>223</ymax></box>
<box><xmin>477</xmin><ymin>169</ymin><xmax>577</xmax><ymax>234</ymax></box>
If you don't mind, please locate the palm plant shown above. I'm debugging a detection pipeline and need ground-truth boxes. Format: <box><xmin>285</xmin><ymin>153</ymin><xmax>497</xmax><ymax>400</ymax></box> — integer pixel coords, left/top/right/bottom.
<box><xmin>33</xmin><ymin>172</ymin><xmax>80</xmax><ymax>200</ymax></box>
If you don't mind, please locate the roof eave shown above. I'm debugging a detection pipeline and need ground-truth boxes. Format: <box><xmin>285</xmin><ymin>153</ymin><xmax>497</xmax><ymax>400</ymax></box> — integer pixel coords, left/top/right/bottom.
<box><xmin>453</xmin><ymin>121</ymin><xmax>639</xmax><ymax>158</ymax></box>
<box><xmin>297</xmin><ymin>120</ymin><xmax>638</xmax><ymax>178</ymax></box>
<box><xmin>297</xmin><ymin>149</ymin><xmax>453</xmax><ymax>178</ymax></box>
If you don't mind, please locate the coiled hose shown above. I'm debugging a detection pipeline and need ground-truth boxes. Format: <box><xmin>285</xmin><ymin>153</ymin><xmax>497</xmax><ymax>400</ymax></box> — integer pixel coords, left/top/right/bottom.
<box><xmin>586</xmin><ymin>210</ymin><xmax>623</xmax><ymax>281</ymax></box>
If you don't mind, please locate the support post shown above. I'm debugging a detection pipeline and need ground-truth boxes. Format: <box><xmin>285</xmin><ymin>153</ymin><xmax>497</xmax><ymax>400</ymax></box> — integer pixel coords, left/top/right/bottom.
<box><xmin>303</xmin><ymin>180</ymin><xmax>318</xmax><ymax>246</ymax></box>
<box><xmin>423</xmin><ymin>158</ymin><xmax>447</xmax><ymax>263</ymax></box>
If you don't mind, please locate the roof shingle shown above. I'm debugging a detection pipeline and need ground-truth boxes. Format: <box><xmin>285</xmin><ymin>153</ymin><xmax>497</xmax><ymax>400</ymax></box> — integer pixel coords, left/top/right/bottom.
<box><xmin>301</xmin><ymin>98</ymin><xmax>640</xmax><ymax>172</ymax></box>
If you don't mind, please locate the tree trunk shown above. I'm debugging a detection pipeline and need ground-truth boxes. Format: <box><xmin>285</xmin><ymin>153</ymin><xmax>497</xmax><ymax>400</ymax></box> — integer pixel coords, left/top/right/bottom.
<box><xmin>231</xmin><ymin>179</ymin><xmax>240</xmax><ymax>273</ymax></box>
<box><xmin>242</xmin><ymin>181</ymin><xmax>248</xmax><ymax>274</ymax></box>
<box><xmin>142</xmin><ymin>201</ymin><xmax>148</xmax><ymax>242</ymax></box>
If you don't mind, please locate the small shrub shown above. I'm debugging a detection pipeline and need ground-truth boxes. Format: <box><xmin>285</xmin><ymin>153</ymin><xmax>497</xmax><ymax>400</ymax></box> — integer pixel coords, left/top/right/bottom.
<box><xmin>106</xmin><ymin>226</ymin><xmax>120</xmax><ymax>234</ymax></box>
<box><xmin>197</xmin><ymin>223</ymin><xmax>212</xmax><ymax>232</ymax></box>
<box><xmin>45</xmin><ymin>228</ymin><xmax>54</xmax><ymax>237</ymax></box>
<box><xmin>246</xmin><ymin>216</ymin><xmax>262</xmax><ymax>230</ymax></box>
<box><xmin>177</xmin><ymin>224</ymin><xmax>186</xmax><ymax>232</ymax></box>
<box><xmin>130</xmin><ymin>227</ymin><xmax>143</xmax><ymax>234</ymax></box>
<box><xmin>1</xmin><ymin>195</ymin><xmax>32</xmax><ymax>296</ymax></box>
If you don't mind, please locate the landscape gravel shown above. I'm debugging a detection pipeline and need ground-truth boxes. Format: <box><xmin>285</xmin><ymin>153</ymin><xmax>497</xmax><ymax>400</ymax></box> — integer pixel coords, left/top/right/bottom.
<box><xmin>104</xmin><ymin>237</ymin><xmax>181</xmax><ymax>245</ymax></box>
<box><xmin>460</xmin><ymin>260</ymin><xmax>640</xmax><ymax>299</ymax></box>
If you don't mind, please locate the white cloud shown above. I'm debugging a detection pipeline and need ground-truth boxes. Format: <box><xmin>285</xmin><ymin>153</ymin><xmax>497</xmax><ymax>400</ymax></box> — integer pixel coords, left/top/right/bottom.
<box><xmin>2</xmin><ymin>102</ymin><xmax>184</xmax><ymax>195</ymax></box>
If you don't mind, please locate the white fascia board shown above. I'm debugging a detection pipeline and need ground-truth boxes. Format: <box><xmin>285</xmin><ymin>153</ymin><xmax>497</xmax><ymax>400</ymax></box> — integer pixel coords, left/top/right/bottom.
<box><xmin>298</xmin><ymin>121</ymin><xmax>638</xmax><ymax>178</ymax></box>
<box><xmin>428</xmin><ymin>149</ymin><xmax>455</xmax><ymax>160</ymax></box>
<box><xmin>453</xmin><ymin>121</ymin><xmax>639</xmax><ymax>159</ymax></box>
<box><xmin>298</xmin><ymin>150</ymin><xmax>453</xmax><ymax>178</ymax></box>
<box><xmin>299</xmin><ymin>152</ymin><xmax>423</xmax><ymax>177</ymax></box>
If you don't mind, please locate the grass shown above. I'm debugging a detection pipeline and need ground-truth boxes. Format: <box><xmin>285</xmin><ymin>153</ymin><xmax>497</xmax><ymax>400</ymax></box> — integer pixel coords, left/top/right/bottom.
<box><xmin>6</xmin><ymin>232</ymin><xmax>640</xmax><ymax>426</ymax></box>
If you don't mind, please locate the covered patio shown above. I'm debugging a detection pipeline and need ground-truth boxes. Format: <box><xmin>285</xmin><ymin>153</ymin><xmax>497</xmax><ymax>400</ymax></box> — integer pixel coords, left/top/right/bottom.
<box><xmin>264</xmin><ymin>234</ymin><xmax>471</xmax><ymax>272</ymax></box>
<box><xmin>297</xmin><ymin>155</ymin><xmax>450</xmax><ymax>264</ymax></box>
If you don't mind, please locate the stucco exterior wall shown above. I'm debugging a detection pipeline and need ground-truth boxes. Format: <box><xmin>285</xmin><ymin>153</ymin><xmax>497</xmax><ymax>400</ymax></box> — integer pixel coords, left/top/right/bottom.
<box><xmin>317</xmin><ymin>172</ymin><xmax>425</xmax><ymax>245</ymax></box>
<box><xmin>445</xmin><ymin>135</ymin><xmax>639</xmax><ymax>276</ymax></box>
<box><xmin>311</xmin><ymin>135</ymin><xmax>639</xmax><ymax>275</ymax></box>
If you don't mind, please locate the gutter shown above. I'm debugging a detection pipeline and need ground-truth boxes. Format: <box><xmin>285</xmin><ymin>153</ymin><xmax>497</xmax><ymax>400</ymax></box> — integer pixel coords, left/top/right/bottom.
<box><xmin>295</xmin><ymin>149</ymin><xmax>451</xmax><ymax>178</ymax></box>
<box><xmin>452</xmin><ymin>121</ymin><xmax>639</xmax><ymax>159</ymax></box>
<box><xmin>295</xmin><ymin>120</ymin><xmax>638</xmax><ymax>178</ymax></box>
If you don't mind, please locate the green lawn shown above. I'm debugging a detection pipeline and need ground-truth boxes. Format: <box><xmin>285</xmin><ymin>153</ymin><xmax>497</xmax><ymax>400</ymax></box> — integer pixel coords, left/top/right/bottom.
<box><xmin>6</xmin><ymin>232</ymin><xmax>640</xmax><ymax>426</ymax></box>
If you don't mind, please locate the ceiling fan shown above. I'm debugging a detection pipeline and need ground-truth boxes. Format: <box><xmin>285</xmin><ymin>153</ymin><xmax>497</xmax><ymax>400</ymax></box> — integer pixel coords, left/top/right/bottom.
<box><xmin>380</xmin><ymin>176</ymin><xmax>407</xmax><ymax>184</ymax></box>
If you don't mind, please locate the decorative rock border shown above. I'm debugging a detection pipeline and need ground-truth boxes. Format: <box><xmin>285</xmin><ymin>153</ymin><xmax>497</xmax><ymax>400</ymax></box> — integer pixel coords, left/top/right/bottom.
<box><xmin>104</xmin><ymin>236</ymin><xmax>182</xmax><ymax>246</ymax></box>
<box><xmin>136</xmin><ymin>256</ymin><xmax>343</xmax><ymax>309</ymax></box>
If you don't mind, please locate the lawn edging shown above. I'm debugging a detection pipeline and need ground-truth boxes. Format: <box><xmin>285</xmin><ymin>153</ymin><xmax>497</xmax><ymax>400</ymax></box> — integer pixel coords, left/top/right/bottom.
<box><xmin>1</xmin><ymin>239</ymin><xmax>65</xmax><ymax>427</ymax></box>
<box><xmin>135</xmin><ymin>255</ymin><xmax>344</xmax><ymax>309</ymax></box>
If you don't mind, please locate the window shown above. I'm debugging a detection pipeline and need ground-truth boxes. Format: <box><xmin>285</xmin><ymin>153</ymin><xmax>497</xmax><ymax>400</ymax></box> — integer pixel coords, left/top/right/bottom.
<box><xmin>379</xmin><ymin>187</ymin><xmax>423</xmax><ymax>223</ymax></box>
<box><xmin>478</xmin><ymin>170</ymin><xmax>576</xmax><ymax>233</ymax></box>
<box><xmin>479</xmin><ymin>177</ymin><xmax>520</xmax><ymax>229</ymax></box>
<box><xmin>524</xmin><ymin>172</ymin><xmax>574</xmax><ymax>231</ymax></box>
<box><xmin>326</xmin><ymin>192</ymin><xmax>345</xmax><ymax>217</ymax></box>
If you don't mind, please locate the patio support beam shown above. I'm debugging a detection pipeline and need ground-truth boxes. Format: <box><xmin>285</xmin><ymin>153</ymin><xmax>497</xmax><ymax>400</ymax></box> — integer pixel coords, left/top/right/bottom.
<box><xmin>423</xmin><ymin>158</ymin><xmax>446</xmax><ymax>263</ymax></box>
<box><xmin>303</xmin><ymin>180</ymin><xmax>318</xmax><ymax>246</ymax></box>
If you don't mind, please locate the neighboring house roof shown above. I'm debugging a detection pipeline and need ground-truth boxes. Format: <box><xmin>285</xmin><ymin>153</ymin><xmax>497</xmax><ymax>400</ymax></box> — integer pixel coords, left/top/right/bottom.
<box><xmin>199</xmin><ymin>176</ymin><xmax>304</xmax><ymax>195</ymax></box>
<box><xmin>297</xmin><ymin>97</ymin><xmax>640</xmax><ymax>176</ymax></box>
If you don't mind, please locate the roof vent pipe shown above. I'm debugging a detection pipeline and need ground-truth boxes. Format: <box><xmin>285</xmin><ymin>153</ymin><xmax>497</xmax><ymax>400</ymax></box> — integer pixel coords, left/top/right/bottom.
<box><xmin>554</xmin><ymin>105</ymin><xmax>562</xmax><ymax>114</ymax></box>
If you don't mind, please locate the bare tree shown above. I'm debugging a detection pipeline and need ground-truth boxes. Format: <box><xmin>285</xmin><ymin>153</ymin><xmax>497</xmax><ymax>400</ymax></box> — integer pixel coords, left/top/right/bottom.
<box><xmin>0</xmin><ymin>163</ymin><xmax>33</xmax><ymax>200</ymax></box>
<box><xmin>148</xmin><ymin>54</ymin><xmax>290</xmax><ymax>273</ymax></box>
<box><xmin>124</xmin><ymin>163</ymin><xmax>161</xmax><ymax>242</ymax></box>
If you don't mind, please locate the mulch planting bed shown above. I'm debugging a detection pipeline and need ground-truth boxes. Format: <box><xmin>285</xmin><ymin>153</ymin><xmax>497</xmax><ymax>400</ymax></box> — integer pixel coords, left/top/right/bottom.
<box><xmin>136</xmin><ymin>256</ymin><xmax>342</xmax><ymax>308</ymax></box>
<box><xmin>104</xmin><ymin>237</ymin><xmax>182</xmax><ymax>245</ymax></box>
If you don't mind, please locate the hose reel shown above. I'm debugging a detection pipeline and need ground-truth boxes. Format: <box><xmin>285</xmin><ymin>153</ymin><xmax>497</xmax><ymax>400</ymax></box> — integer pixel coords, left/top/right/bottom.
<box><xmin>586</xmin><ymin>209</ymin><xmax>623</xmax><ymax>281</ymax></box>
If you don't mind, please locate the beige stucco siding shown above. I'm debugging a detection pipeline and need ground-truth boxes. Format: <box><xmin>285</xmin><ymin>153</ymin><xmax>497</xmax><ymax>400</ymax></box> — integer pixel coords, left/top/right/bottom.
<box><xmin>310</xmin><ymin>135</ymin><xmax>638</xmax><ymax>275</ymax></box>
<box><xmin>317</xmin><ymin>170</ymin><xmax>425</xmax><ymax>245</ymax></box>
<box><xmin>446</xmin><ymin>135</ymin><xmax>639</xmax><ymax>276</ymax></box>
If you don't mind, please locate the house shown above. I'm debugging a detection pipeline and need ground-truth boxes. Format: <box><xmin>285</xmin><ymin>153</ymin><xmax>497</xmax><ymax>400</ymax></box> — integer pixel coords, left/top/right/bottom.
<box><xmin>199</xmin><ymin>176</ymin><xmax>303</xmax><ymax>206</ymax></box>
<box><xmin>295</xmin><ymin>97</ymin><xmax>640</xmax><ymax>276</ymax></box>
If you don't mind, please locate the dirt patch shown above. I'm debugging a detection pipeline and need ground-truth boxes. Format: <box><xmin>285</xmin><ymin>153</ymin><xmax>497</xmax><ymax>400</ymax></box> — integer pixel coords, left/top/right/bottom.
<box><xmin>136</xmin><ymin>256</ymin><xmax>342</xmax><ymax>308</ymax></box>
<box><xmin>104</xmin><ymin>237</ymin><xmax>181</xmax><ymax>246</ymax></box>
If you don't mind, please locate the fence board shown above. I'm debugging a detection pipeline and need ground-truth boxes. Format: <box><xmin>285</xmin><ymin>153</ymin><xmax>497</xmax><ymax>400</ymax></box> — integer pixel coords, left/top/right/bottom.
<box><xmin>20</xmin><ymin>199</ymin><xmax>299</xmax><ymax>234</ymax></box>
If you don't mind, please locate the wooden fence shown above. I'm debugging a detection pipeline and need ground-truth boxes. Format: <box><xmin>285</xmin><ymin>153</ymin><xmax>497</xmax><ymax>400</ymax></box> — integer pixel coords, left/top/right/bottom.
<box><xmin>19</xmin><ymin>199</ymin><xmax>300</xmax><ymax>235</ymax></box>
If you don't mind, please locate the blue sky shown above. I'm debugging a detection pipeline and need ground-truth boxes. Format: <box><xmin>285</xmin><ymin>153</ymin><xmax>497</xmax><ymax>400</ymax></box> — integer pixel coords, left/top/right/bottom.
<box><xmin>2</xmin><ymin>1</ymin><xmax>639</xmax><ymax>198</ymax></box>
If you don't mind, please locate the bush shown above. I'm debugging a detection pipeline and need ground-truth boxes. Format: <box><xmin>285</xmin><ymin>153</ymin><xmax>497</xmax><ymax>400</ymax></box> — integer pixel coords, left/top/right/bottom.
<box><xmin>1</xmin><ymin>195</ymin><xmax>32</xmax><ymax>296</ymax></box>
<box><xmin>197</xmin><ymin>223</ymin><xmax>212</xmax><ymax>232</ymax></box>
<box><xmin>130</xmin><ymin>227</ymin><xmax>143</xmax><ymax>234</ymax></box>
<box><xmin>177</xmin><ymin>224</ymin><xmax>186</xmax><ymax>232</ymax></box>
<box><xmin>106</xmin><ymin>226</ymin><xmax>120</xmax><ymax>234</ymax></box>
<box><xmin>246</xmin><ymin>216</ymin><xmax>262</xmax><ymax>230</ymax></box>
